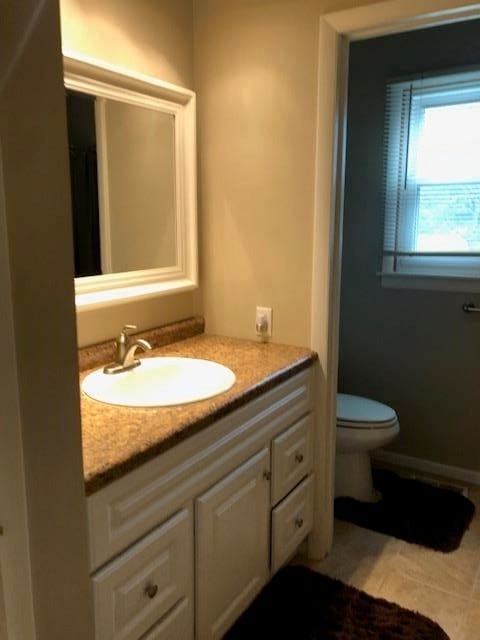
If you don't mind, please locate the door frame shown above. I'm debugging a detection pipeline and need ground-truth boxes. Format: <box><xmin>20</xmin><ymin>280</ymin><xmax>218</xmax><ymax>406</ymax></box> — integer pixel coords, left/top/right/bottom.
<box><xmin>309</xmin><ymin>0</ymin><xmax>480</xmax><ymax>558</ymax></box>
<box><xmin>0</xmin><ymin>143</ymin><xmax>36</xmax><ymax>639</ymax></box>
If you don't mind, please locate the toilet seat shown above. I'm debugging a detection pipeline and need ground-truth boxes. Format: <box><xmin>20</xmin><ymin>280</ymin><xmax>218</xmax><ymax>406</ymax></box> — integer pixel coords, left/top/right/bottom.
<box><xmin>337</xmin><ymin>393</ymin><xmax>398</xmax><ymax>430</ymax></box>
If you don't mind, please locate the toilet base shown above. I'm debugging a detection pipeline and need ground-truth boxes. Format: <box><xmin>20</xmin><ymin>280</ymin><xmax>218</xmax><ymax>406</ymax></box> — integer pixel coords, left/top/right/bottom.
<box><xmin>335</xmin><ymin>452</ymin><xmax>381</xmax><ymax>503</ymax></box>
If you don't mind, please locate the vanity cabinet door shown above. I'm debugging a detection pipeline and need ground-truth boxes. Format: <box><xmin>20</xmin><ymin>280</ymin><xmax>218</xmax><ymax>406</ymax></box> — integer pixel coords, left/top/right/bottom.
<box><xmin>195</xmin><ymin>448</ymin><xmax>270</xmax><ymax>640</ymax></box>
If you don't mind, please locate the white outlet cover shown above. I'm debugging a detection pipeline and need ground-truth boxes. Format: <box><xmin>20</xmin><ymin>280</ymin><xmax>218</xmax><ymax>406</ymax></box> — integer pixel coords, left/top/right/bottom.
<box><xmin>256</xmin><ymin>306</ymin><xmax>272</xmax><ymax>337</ymax></box>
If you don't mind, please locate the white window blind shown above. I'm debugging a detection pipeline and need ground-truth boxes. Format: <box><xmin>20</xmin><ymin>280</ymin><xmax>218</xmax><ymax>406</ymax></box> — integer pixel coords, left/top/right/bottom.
<box><xmin>383</xmin><ymin>69</ymin><xmax>480</xmax><ymax>279</ymax></box>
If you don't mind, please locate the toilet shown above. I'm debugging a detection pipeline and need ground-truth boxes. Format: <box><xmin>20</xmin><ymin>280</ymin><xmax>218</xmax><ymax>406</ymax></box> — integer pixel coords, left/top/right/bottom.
<box><xmin>335</xmin><ymin>393</ymin><xmax>400</xmax><ymax>502</ymax></box>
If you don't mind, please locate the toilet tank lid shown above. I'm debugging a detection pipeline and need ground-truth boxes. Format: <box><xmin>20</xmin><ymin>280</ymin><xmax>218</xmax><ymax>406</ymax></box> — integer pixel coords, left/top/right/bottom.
<box><xmin>337</xmin><ymin>393</ymin><xmax>397</xmax><ymax>425</ymax></box>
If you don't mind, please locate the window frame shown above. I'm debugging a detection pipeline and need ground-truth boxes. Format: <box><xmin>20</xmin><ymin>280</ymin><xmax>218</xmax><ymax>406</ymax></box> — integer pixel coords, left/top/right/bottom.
<box><xmin>381</xmin><ymin>69</ymin><xmax>480</xmax><ymax>290</ymax></box>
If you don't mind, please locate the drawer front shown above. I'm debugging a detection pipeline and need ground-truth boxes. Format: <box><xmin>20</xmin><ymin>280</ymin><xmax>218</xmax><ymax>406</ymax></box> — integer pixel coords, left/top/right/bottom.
<box><xmin>271</xmin><ymin>414</ymin><xmax>314</xmax><ymax>505</ymax></box>
<box><xmin>140</xmin><ymin>597</ymin><xmax>193</xmax><ymax>640</ymax></box>
<box><xmin>271</xmin><ymin>475</ymin><xmax>314</xmax><ymax>573</ymax></box>
<box><xmin>93</xmin><ymin>507</ymin><xmax>193</xmax><ymax>640</ymax></box>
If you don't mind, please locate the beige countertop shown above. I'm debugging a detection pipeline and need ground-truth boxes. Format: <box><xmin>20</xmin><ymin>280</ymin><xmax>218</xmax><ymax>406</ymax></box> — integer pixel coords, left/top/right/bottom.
<box><xmin>80</xmin><ymin>333</ymin><xmax>317</xmax><ymax>495</ymax></box>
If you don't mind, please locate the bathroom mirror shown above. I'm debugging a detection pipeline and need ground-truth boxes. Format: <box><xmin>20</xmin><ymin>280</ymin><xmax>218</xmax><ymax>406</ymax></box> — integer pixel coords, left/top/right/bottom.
<box><xmin>64</xmin><ymin>53</ymin><xmax>198</xmax><ymax>310</ymax></box>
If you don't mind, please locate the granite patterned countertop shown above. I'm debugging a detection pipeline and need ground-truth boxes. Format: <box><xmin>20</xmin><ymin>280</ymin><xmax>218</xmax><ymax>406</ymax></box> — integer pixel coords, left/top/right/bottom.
<box><xmin>80</xmin><ymin>333</ymin><xmax>317</xmax><ymax>495</ymax></box>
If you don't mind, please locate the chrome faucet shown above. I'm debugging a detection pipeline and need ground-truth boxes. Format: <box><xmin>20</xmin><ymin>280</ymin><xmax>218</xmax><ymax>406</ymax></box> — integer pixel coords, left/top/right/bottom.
<box><xmin>103</xmin><ymin>324</ymin><xmax>152</xmax><ymax>374</ymax></box>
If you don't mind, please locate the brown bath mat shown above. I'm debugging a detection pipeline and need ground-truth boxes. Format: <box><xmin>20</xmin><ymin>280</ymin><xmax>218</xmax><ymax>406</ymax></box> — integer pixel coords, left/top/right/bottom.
<box><xmin>224</xmin><ymin>565</ymin><xmax>449</xmax><ymax>639</ymax></box>
<box><xmin>335</xmin><ymin>469</ymin><xmax>475</xmax><ymax>552</ymax></box>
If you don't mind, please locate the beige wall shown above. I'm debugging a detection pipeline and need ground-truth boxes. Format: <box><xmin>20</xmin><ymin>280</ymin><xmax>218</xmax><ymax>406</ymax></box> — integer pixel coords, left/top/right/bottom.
<box><xmin>61</xmin><ymin>0</ymin><xmax>380</xmax><ymax>348</ymax></box>
<box><xmin>193</xmin><ymin>0</ymin><xmax>379</xmax><ymax>347</ymax></box>
<box><xmin>104</xmin><ymin>102</ymin><xmax>176</xmax><ymax>272</ymax></box>
<box><xmin>60</xmin><ymin>0</ymin><xmax>194</xmax><ymax>87</ymax></box>
<box><xmin>60</xmin><ymin>0</ymin><xmax>197</xmax><ymax>346</ymax></box>
<box><xmin>0</xmin><ymin>1</ymin><xmax>94</xmax><ymax>637</ymax></box>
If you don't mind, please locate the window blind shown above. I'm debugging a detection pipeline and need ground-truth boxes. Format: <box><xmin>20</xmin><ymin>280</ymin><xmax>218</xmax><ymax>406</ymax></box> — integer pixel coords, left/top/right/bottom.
<box><xmin>382</xmin><ymin>69</ymin><xmax>480</xmax><ymax>276</ymax></box>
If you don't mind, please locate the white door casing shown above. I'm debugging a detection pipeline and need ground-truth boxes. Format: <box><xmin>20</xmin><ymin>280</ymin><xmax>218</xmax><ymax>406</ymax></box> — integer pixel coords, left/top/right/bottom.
<box><xmin>309</xmin><ymin>0</ymin><xmax>480</xmax><ymax>560</ymax></box>
<box><xmin>0</xmin><ymin>141</ymin><xmax>36</xmax><ymax>640</ymax></box>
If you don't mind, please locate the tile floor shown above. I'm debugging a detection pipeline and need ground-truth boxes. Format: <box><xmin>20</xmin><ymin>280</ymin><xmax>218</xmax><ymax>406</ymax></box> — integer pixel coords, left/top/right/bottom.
<box><xmin>301</xmin><ymin>486</ymin><xmax>480</xmax><ymax>640</ymax></box>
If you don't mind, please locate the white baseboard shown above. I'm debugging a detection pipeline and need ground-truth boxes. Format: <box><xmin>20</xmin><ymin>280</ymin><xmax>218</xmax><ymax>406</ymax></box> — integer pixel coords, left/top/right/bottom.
<box><xmin>372</xmin><ymin>450</ymin><xmax>480</xmax><ymax>487</ymax></box>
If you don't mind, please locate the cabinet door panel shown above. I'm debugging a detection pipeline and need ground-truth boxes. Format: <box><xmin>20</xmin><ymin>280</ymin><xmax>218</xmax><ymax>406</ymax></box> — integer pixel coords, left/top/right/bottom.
<box><xmin>195</xmin><ymin>449</ymin><xmax>270</xmax><ymax>640</ymax></box>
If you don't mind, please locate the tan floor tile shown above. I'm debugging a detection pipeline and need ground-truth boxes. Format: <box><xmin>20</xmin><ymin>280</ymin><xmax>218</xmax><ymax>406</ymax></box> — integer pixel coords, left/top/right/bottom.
<box><xmin>307</xmin><ymin>547</ymin><xmax>389</xmax><ymax>598</ymax></box>
<box><xmin>393</xmin><ymin>538</ymin><xmax>480</xmax><ymax>598</ymax></box>
<box><xmin>332</xmin><ymin>518</ymin><xmax>402</xmax><ymax>560</ymax></box>
<box><xmin>379</xmin><ymin>569</ymin><xmax>470</xmax><ymax>639</ymax></box>
<box><xmin>299</xmin><ymin>503</ymin><xmax>480</xmax><ymax>639</ymax></box>
<box><xmin>455</xmin><ymin>602</ymin><xmax>480</xmax><ymax>640</ymax></box>
<box><xmin>468</xmin><ymin>487</ymin><xmax>480</xmax><ymax>510</ymax></box>
<box><xmin>462</xmin><ymin>509</ymin><xmax>480</xmax><ymax>554</ymax></box>
<box><xmin>472</xmin><ymin>568</ymin><xmax>480</xmax><ymax>602</ymax></box>
<box><xmin>305</xmin><ymin>520</ymin><xmax>401</xmax><ymax>599</ymax></box>
<box><xmin>461</xmin><ymin>525</ymin><xmax>480</xmax><ymax>554</ymax></box>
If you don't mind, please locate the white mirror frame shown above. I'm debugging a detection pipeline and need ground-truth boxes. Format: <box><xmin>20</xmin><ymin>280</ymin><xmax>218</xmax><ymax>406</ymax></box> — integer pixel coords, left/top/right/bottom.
<box><xmin>63</xmin><ymin>52</ymin><xmax>198</xmax><ymax>312</ymax></box>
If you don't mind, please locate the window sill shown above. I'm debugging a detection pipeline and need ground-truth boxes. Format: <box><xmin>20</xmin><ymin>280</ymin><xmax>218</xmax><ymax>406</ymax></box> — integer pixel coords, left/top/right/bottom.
<box><xmin>378</xmin><ymin>272</ymin><xmax>480</xmax><ymax>292</ymax></box>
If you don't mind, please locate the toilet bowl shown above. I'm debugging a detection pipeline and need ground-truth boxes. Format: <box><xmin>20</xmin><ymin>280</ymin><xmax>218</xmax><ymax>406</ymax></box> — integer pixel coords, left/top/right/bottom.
<box><xmin>335</xmin><ymin>393</ymin><xmax>400</xmax><ymax>502</ymax></box>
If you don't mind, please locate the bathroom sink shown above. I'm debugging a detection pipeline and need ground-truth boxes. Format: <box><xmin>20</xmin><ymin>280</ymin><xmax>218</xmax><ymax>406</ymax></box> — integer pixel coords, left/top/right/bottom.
<box><xmin>82</xmin><ymin>357</ymin><xmax>236</xmax><ymax>407</ymax></box>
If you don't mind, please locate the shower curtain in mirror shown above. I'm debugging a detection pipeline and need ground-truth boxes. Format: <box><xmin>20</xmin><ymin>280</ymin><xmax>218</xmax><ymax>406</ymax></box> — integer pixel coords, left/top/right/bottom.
<box><xmin>69</xmin><ymin>145</ymin><xmax>101</xmax><ymax>278</ymax></box>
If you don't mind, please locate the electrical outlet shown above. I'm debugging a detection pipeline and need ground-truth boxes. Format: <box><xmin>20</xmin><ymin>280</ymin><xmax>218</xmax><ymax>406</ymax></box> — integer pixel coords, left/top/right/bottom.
<box><xmin>255</xmin><ymin>306</ymin><xmax>272</xmax><ymax>339</ymax></box>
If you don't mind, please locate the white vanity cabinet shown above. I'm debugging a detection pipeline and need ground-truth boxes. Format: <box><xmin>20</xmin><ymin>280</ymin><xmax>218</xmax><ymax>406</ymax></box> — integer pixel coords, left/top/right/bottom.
<box><xmin>87</xmin><ymin>367</ymin><xmax>315</xmax><ymax>640</ymax></box>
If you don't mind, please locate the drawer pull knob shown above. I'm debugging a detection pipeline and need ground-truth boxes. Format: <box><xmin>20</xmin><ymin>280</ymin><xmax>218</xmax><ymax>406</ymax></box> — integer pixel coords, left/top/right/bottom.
<box><xmin>295</xmin><ymin>453</ymin><xmax>304</xmax><ymax>464</ymax></box>
<box><xmin>295</xmin><ymin>518</ymin><xmax>304</xmax><ymax>529</ymax></box>
<box><xmin>145</xmin><ymin>583</ymin><xmax>159</xmax><ymax>599</ymax></box>
<box><xmin>263</xmin><ymin>470</ymin><xmax>271</xmax><ymax>481</ymax></box>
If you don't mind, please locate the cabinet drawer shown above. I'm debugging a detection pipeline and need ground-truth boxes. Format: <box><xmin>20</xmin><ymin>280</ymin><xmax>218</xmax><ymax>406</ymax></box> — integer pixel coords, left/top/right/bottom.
<box><xmin>93</xmin><ymin>507</ymin><xmax>193</xmax><ymax>640</ymax></box>
<box><xmin>271</xmin><ymin>475</ymin><xmax>314</xmax><ymax>573</ymax></box>
<box><xmin>271</xmin><ymin>414</ymin><xmax>314</xmax><ymax>505</ymax></box>
<box><xmin>140</xmin><ymin>597</ymin><xmax>192</xmax><ymax>640</ymax></box>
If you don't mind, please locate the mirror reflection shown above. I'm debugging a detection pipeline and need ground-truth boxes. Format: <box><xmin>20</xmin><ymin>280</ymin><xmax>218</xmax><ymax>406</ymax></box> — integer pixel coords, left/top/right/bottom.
<box><xmin>66</xmin><ymin>90</ymin><xmax>177</xmax><ymax>278</ymax></box>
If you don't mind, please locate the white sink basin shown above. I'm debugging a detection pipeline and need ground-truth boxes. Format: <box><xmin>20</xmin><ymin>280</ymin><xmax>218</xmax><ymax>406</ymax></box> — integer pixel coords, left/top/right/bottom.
<box><xmin>82</xmin><ymin>357</ymin><xmax>236</xmax><ymax>407</ymax></box>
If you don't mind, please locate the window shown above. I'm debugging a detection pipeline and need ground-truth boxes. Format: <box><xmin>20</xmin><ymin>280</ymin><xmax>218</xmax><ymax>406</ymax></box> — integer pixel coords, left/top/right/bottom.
<box><xmin>382</xmin><ymin>69</ymin><xmax>480</xmax><ymax>286</ymax></box>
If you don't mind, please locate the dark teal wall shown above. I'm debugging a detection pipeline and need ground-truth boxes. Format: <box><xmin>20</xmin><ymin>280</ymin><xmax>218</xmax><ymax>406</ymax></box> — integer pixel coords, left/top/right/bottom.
<box><xmin>339</xmin><ymin>19</ymin><xmax>480</xmax><ymax>471</ymax></box>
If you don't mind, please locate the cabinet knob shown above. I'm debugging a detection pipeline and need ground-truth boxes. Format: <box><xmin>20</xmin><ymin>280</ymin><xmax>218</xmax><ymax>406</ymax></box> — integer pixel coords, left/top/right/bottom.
<box><xmin>295</xmin><ymin>453</ymin><xmax>304</xmax><ymax>464</ymax></box>
<box><xmin>145</xmin><ymin>583</ymin><xmax>159</xmax><ymax>599</ymax></box>
<box><xmin>263</xmin><ymin>470</ymin><xmax>271</xmax><ymax>481</ymax></box>
<box><xmin>295</xmin><ymin>518</ymin><xmax>304</xmax><ymax>529</ymax></box>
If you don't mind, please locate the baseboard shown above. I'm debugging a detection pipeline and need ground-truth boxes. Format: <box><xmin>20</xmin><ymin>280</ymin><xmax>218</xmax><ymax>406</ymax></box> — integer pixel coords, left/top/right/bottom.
<box><xmin>372</xmin><ymin>450</ymin><xmax>480</xmax><ymax>487</ymax></box>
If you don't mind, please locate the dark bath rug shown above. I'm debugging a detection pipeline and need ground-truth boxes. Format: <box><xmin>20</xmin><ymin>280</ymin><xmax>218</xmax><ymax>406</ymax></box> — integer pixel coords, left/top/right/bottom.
<box><xmin>335</xmin><ymin>469</ymin><xmax>475</xmax><ymax>552</ymax></box>
<box><xmin>224</xmin><ymin>565</ymin><xmax>449</xmax><ymax>639</ymax></box>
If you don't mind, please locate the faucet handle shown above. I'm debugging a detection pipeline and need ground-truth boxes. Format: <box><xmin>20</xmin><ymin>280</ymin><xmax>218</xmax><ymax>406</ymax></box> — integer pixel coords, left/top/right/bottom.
<box><xmin>119</xmin><ymin>324</ymin><xmax>137</xmax><ymax>344</ymax></box>
<box><xmin>122</xmin><ymin>324</ymin><xmax>137</xmax><ymax>336</ymax></box>
<box><xmin>113</xmin><ymin>325</ymin><xmax>137</xmax><ymax>363</ymax></box>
